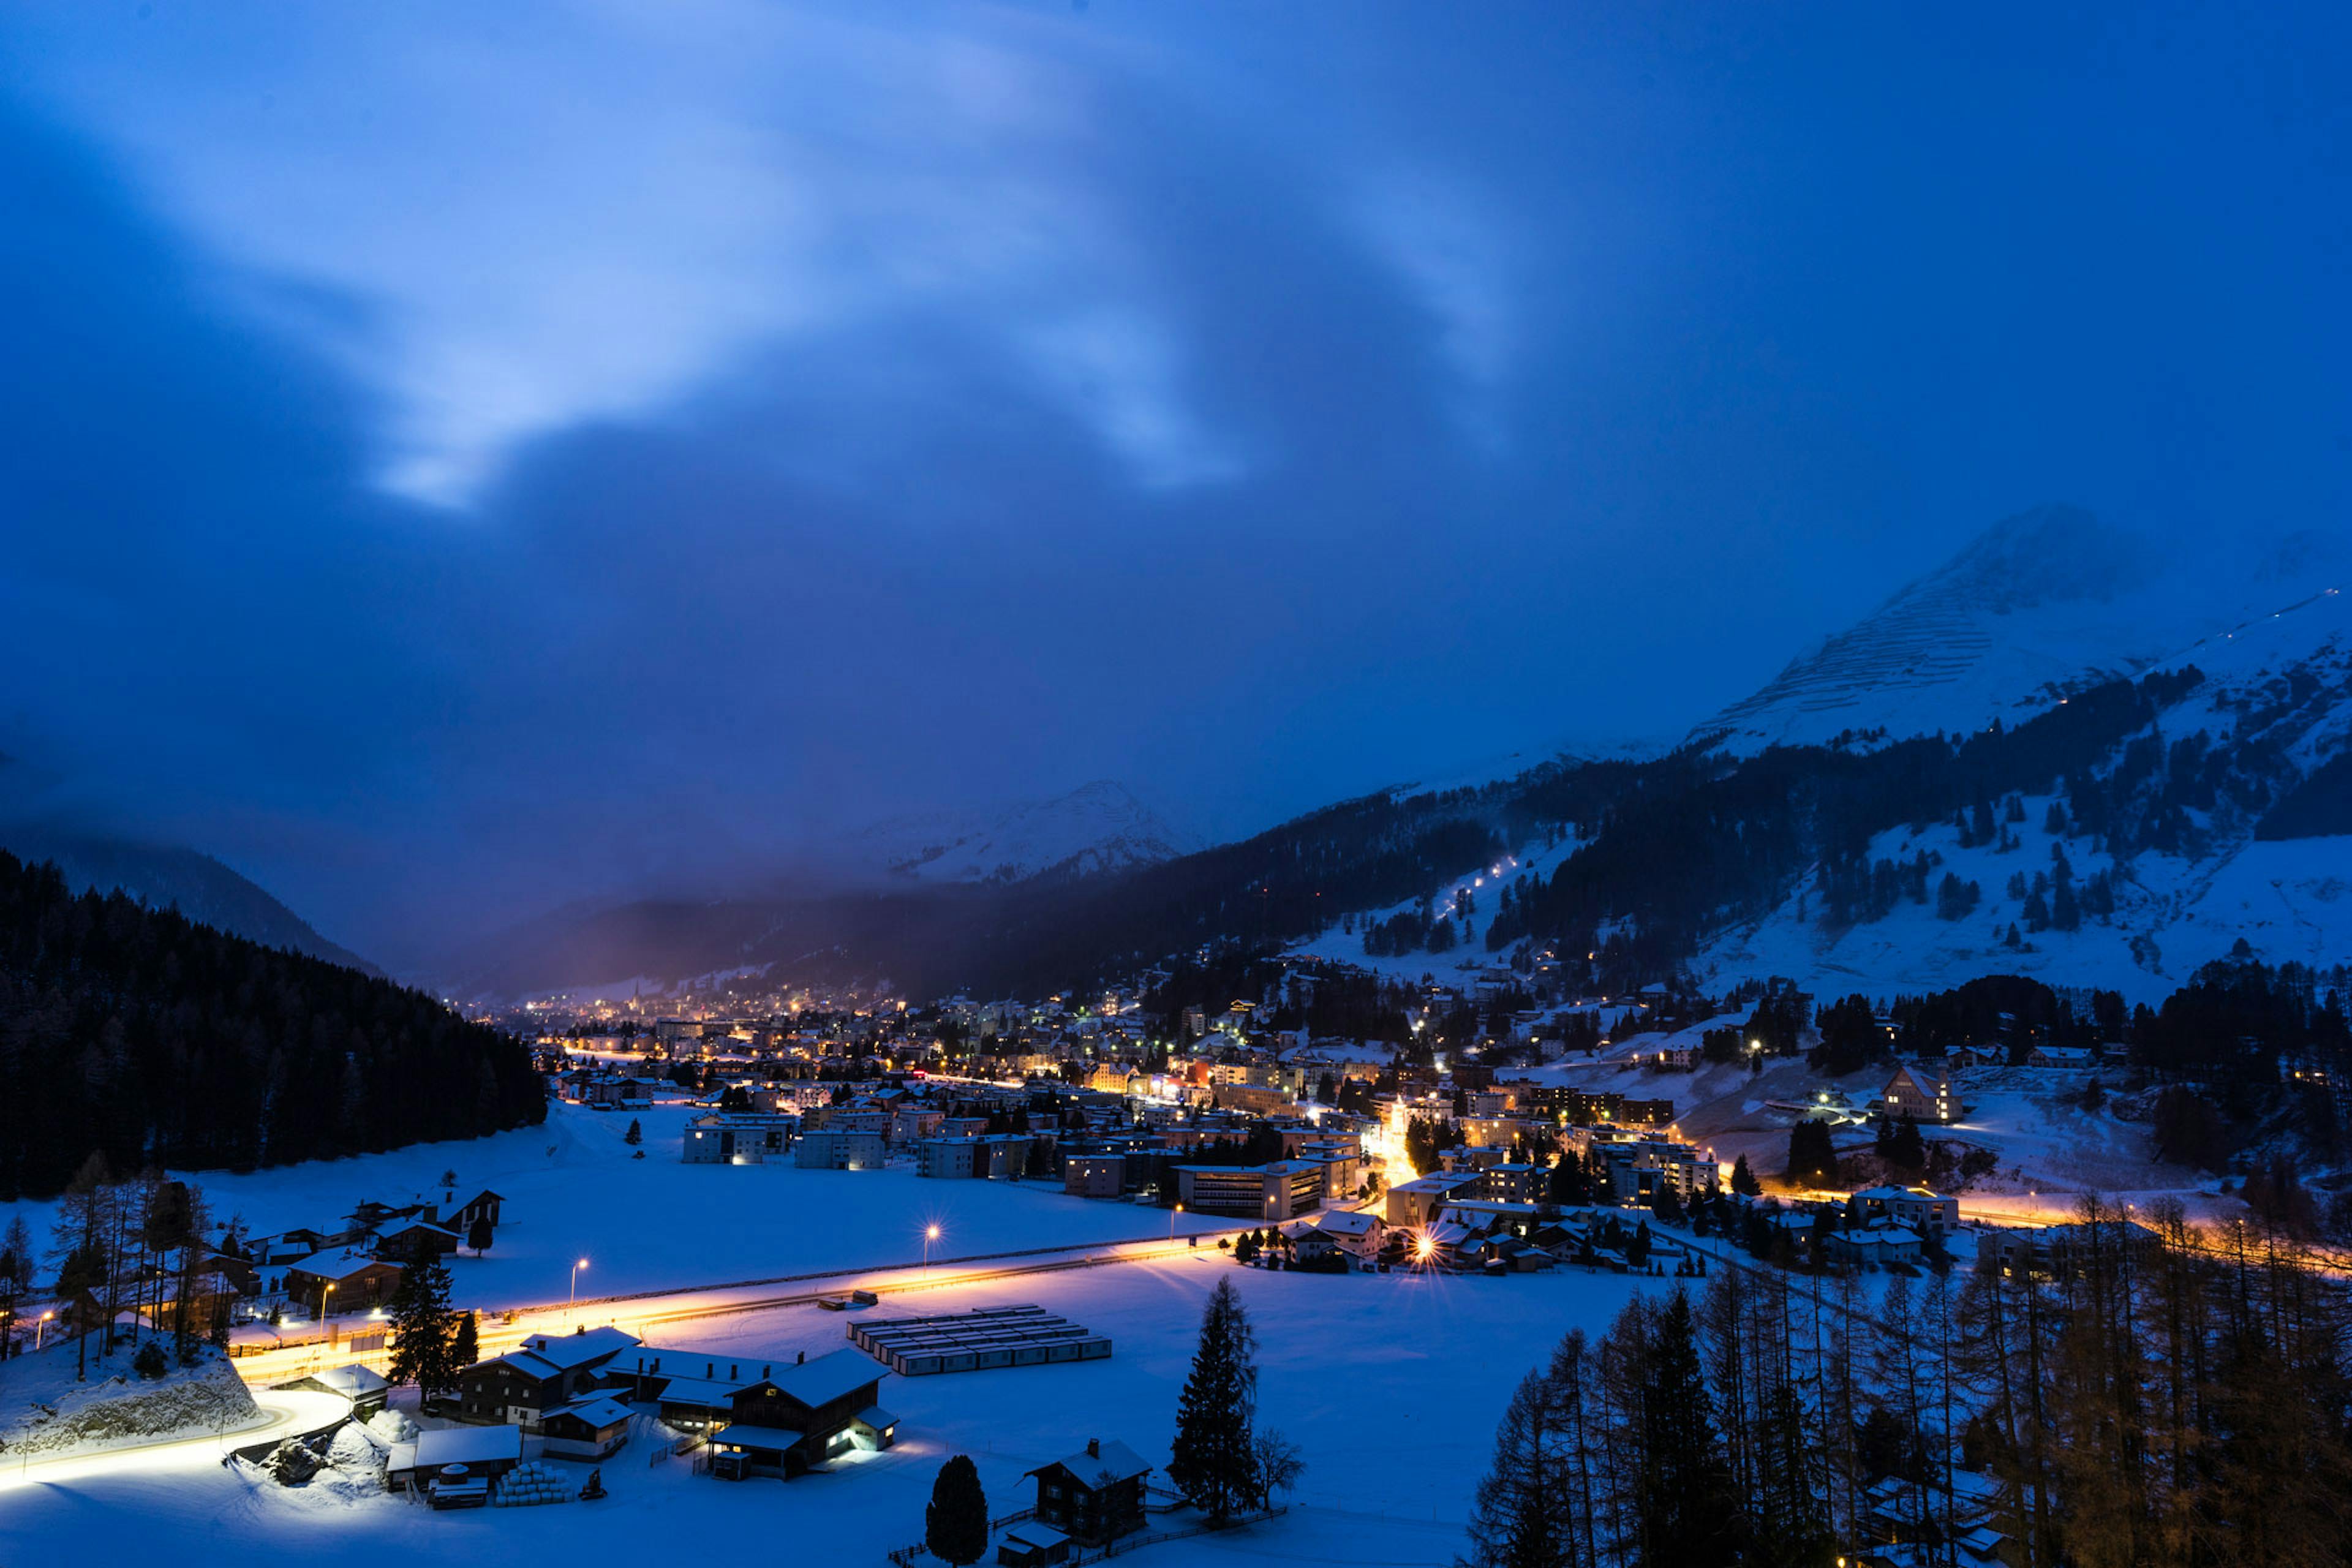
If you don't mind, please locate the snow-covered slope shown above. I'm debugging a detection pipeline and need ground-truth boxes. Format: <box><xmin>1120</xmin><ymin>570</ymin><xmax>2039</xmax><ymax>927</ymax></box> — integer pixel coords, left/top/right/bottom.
<box><xmin>843</xmin><ymin>779</ymin><xmax>1195</xmax><ymax>885</ymax></box>
<box><xmin>1701</xmin><ymin>506</ymin><xmax>2348</xmax><ymax>755</ymax></box>
<box><xmin>1700</xmin><ymin>572</ymin><xmax>2352</xmax><ymax>1001</ymax></box>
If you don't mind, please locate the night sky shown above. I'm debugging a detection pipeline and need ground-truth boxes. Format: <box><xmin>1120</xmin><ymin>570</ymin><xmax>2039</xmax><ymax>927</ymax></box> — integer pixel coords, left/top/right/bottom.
<box><xmin>4</xmin><ymin>2</ymin><xmax>2350</xmax><ymax>964</ymax></box>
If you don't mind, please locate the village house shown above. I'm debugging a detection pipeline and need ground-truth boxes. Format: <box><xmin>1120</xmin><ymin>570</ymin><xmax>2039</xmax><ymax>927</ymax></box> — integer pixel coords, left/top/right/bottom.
<box><xmin>386</xmin><ymin>1422</ymin><xmax>524</xmax><ymax>1504</ymax></box>
<box><xmin>274</xmin><ymin>1362</ymin><xmax>390</xmax><ymax>1416</ymax></box>
<box><xmin>450</xmin><ymin>1326</ymin><xmax>641</xmax><ymax>1429</ymax></box>
<box><xmin>1024</xmin><ymin>1438</ymin><xmax>1152</xmax><ymax>1547</ymax></box>
<box><xmin>1881</xmin><ymin>1066</ymin><xmax>1958</xmax><ymax>1125</ymax></box>
<box><xmin>282</xmin><ymin>1254</ymin><xmax>406</xmax><ymax>1316</ymax></box>
<box><xmin>538</xmin><ymin>1394</ymin><xmax>634</xmax><ymax>1460</ymax></box>
<box><xmin>683</xmin><ymin>1111</ymin><xmax>799</xmax><ymax>1164</ymax></box>
<box><xmin>702</xmin><ymin>1348</ymin><xmax>896</xmax><ymax>1479</ymax></box>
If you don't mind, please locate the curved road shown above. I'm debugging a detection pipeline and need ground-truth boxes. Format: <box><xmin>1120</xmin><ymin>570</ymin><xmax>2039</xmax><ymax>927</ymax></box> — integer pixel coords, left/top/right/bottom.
<box><xmin>0</xmin><ymin>1388</ymin><xmax>350</xmax><ymax>1491</ymax></box>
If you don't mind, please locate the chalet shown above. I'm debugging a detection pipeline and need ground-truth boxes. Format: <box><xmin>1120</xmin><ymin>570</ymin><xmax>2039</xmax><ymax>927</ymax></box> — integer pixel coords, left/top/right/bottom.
<box><xmin>373</xmin><ymin>1221</ymin><xmax>461</xmax><ymax>1263</ymax></box>
<box><xmin>540</xmin><ymin>1395</ymin><xmax>633</xmax><ymax>1460</ymax></box>
<box><xmin>1024</xmin><ymin>1438</ymin><xmax>1152</xmax><ymax>1547</ymax></box>
<box><xmin>1882</xmin><ymin>1066</ymin><xmax>1956</xmax><ymax>1125</ymax></box>
<box><xmin>276</xmin><ymin>1363</ymin><xmax>390</xmax><ymax>1416</ymax></box>
<box><xmin>282</xmin><ymin>1255</ymin><xmax>406</xmax><ymax>1315</ymax></box>
<box><xmin>444</xmin><ymin>1189</ymin><xmax>504</xmax><ymax>1231</ymax></box>
<box><xmin>702</xmin><ymin>1348</ymin><xmax>895</xmax><ymax>1479</ymax></box>
<box><xmin>451</xmin><ymin>1325</ymin><xmax>641</xmax><ymax>1428</ymax></box>
<box><xmin>2026</xmin><ymin>1044</ymin><xmax>2096</xmax><ymax>1071</ymax></box>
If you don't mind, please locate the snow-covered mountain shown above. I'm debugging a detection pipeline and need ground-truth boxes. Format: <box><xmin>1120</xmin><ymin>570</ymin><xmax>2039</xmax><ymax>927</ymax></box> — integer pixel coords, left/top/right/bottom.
<box><xmin>1700</xmin><ymin>505</ymin><xmax>2348</xmax><ymax>755</ymax></box>
<box><xmin>843</xmin><ymin>779</ymin><xmax>1196</xmax><ymax>885</ymax></box>
<box><xmin>1695</xmin><ymin>514</ymin><xmax>2352</xmax><ymax>1000</ymax></box>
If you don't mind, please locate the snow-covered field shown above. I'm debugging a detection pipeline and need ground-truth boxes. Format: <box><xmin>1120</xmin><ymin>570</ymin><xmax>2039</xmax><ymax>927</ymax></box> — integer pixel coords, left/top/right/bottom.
<box><xmin>2</xmin><ymin>1248</ymin><xmax>1667</xmax><ymax>1565</ymax></box>
<box><xmin>1</xmin><ymin>1102</ymin><xmax>1236</xmax><ymax>1318</ymax></box>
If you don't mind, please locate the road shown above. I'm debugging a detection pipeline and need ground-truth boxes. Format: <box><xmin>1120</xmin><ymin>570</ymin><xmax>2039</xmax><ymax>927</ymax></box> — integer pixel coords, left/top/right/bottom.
<box><xmin>0</xmin><ymin>1387</ymin><xmax>350</xmax><ymax>1491</ymax></box>
<box><xmin>226</xmin><ymin>1225</ymin><xmax>1248</xmax><ymax>1388</ymax></box>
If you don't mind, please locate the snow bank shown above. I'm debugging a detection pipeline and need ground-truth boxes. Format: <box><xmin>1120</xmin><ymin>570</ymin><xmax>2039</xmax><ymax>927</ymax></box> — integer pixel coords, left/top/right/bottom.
<box><xmin>0</xmin><ymin>1343</ymin><xmax>258</xmax><ymax>1461</ymax></box>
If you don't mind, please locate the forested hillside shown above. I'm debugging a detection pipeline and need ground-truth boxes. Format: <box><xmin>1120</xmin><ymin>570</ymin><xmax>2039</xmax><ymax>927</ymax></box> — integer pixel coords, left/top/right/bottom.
<box><xmin>0</xmin><ymin>854</ymin><xmax>543</xmax><ymax>1200</ymax></box>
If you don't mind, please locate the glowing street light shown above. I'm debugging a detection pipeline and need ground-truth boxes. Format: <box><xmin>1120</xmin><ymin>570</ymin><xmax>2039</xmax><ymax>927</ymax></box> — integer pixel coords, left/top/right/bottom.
<box><xmin>570</xmin><ymin>1257</ymin><xmax>589</xmax><ymax>1320</ymax></box>
<box><xmin>925</xmin><ymin>1224</ymin><xmax>941</xmax><ymax>1278</ymax></box>
<box><xmin>36</xmin><ymin>1309</ymin><xmax>53</xmax><ymax>1351</ymax></box>
<box><xmin>1170</xmin><ymin>1202</ymin><xmax>1183</xmax><ymax>1241</ymax></box>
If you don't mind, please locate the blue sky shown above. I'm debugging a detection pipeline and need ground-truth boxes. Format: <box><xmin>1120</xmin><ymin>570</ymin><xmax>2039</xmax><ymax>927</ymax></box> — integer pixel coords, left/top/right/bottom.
<box><xmin>4</xmin><ymin>1</ymin><xmax>2349</xmax><ymax>962</ymax></box>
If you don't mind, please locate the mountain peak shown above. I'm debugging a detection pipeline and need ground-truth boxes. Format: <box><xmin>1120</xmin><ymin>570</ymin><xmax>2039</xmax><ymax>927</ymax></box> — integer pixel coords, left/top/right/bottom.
<box><xmin>1698</xmin><ymin>506</ymin><xmax>2334</xmax><ymax>755</ymax></box>
<box><xmin>847</xmin><ymin>779</ymin><xmax>1196</xmax><ymax>886</ymax></box>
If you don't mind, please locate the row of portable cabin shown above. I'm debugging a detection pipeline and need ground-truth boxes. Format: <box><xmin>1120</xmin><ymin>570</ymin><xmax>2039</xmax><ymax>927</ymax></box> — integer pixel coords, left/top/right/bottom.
<box><xmin>848</xmin><ymin>1305</ymin><xmax>1112</xmax><ymax>1377</ymax></box>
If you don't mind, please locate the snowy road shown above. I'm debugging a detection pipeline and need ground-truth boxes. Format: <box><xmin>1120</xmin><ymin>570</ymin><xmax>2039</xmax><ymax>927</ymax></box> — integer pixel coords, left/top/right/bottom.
<box><xmin>225</xmin><ymin>1226</ymin><xmax>1245</xmax><ymax>1387</ymax></box>
<box><xmin>0</xmin><ymin>1389</ymin><xmax>350</xmax><ymax>1491</ymax></box>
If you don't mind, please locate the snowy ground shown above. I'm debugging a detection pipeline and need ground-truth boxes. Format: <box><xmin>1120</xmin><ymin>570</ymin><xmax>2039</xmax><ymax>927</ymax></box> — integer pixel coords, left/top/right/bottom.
<box><xmin>1</xmin><ymin>1101</ymin><xmax>1236</xmax><ymax>1321</ymax></box>
<box><xmin>2</xmin><ymin>1254</ymin><xmax>1670</xmax><ymax>1565</ymax></box>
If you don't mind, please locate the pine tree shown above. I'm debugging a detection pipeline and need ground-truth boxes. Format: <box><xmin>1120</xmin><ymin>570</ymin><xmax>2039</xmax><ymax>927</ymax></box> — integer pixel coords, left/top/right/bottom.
<box><xmin>1730</xmin><ymin>1154</ymin><xmax>1760</xmax><ymax>1197</ymax></box>
<box><xmin>925</xmin><ymin>1454</ymin><xmax>990</xmax><ymax>1566</ymax></box>
<box><xmin>624</xmin><ymin>1118</ymin><xmax>643</xmax><ymax>1146</ymax></box>
<box><xmin>467</xmin><ymin>1215</ymin><xmax>494</xmax><ymax>1254</ymax></box>
<box><xmin>451</xmin><ymin>1310</ymin><xmax>480</xmax><ymax>1368</ymax></box>
<box><xmin>1632</xmin><ymin>1292</ymin><xmax>1741</xmax><ymax>1566</ymax></box>
<box><xmin>386</xmin><ymin>1256</ymin><xmax>459</xmax><ymax>1396</ymax></box>
<box><xmin>1170</xmin><ymin>1276</ymin><xmax>1259</xmax><ymax>1523</ymax></box>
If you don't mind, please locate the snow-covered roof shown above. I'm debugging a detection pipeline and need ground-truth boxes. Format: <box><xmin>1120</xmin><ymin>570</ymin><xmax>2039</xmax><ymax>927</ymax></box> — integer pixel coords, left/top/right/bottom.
<box><xmin>514</xmin><ymin>1326</ymin><xmax>639</xmax><ymax>1372</ymax></box>
<box><xmin>1317</xmin><ymin>1210</ymin><xmax>1381</xmax><ymax>1236</ymax></box>
<box><xmin>302</xmin><ymin>1364</ymin><xmax>388</xmax><ymax>1396</ymax></box>
<box><xmin>1030</xmin><ymin>1438</ymin><xmax>1151</xmax><ymax>1490</ymax></box>
<box><xmin>709</xmin><ymin>1423</ymin><xmax>806</xmax><ymax>1452</ymax></box>
<box><xmin>1004</xmin><ymin>1524</ymin><xmax>1069</xmax><ymax>1551</ymax></box>
<box><xmin>551</xmin><ymin>1395</ymin><xmax>633</xmax><ymax>1429</ymax></box>
<box><xmin>414</xmin><ymin>1423</ymin><xmax>522</xmax><ymax>1468</ymax></box>
<box><xmin>853</xmin><ymin>1404</ymin><xmax>898</xmax><ymax>1430</ymax></box>
<box><xmin>769</xmin><ymin>1348</ymin><xmax>884</xmax><ymax>1409</ymax></box>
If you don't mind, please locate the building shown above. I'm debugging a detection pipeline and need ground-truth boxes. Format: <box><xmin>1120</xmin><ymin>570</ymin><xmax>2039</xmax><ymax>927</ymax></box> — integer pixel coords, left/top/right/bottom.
<box><xmin>274</xmin><ymin>1363</ymin><xmax>389</xmax><ymax>1416</ymax></box>
<box><xmin>916</xmin><ymin>1134</ymin><xmax>1032</xmax><ymax>1181</ymax></box>
<box><xmin>386</xmin><ymin>1422</ymin><xmax>523</xmax><ymax>1495</ymax></box>
<box><xmin>794</xmin><ymin>1129</ymin><xmax>888</xmax><ymax>1170</ymax></box>
<box><xmin>282</xmin><ymin>1256</ymin><xmax>405</xmax><ymax>1316</ymax></box>
<box><xmin>1846</xmin><ymin>1185</ymin><xmax>1959</xmax><ymax>1237</ymax></box>
<box><xmin>1980</xmin><ymin>1218</ymin><xmax>2159</xmax><ymax>1280</ymax></box>
<box><xmin>450</xmin><ymin>1326</ymin><xmax>641</xmax><ymax>1429</ymax></box>
<box><xmin>1024</xmin><ymin>1438</ymin><xmax>1152</xmax><ymax>1547</ymax></box>
<box><xmin>1175</xmin><ymin>1161</ymin><xmax>1325</xmax><ymax>1221</ymax></box>
<box><xmin>684</xmin><ymin>1112</ymin><xmax>798</xmax><ymax>1164</ymax></box>
<box><xmin>1385</xmin><ymin>1172</ymin><xmax>1482</xmax><ymax>1231</ymax></box>
<box><xmin>539</xmin><ymin>1395</ymin><xmax>633</xmax><ymax>1460</ymax></box>
<box><xmin>1063</xmin><ymin>1153</ymin><xmax>1126</xmax><ymax>1199</ymax></box>
<box><xmin>1825</xmin><ymin>1227</ymin><xmax>1922</xmax><ymax>1270</ymax></box>
<box><xmin>1881</xmin><ymin>1067</ymin><xmax>1956</xmax><ymax>1125</ymax></box>
<box><xmin>702</xmin><ymin>1348</ymin><xmax>895</xmax><ymax>1479</ymax></box>
<box><xmin>2027</xmin><ymin>1044</ymin><xmax>2097</xmax><ymax>1070</ymax></box>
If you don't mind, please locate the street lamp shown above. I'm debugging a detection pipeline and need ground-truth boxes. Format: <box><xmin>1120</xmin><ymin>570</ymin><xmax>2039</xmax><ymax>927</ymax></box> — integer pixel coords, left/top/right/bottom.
<box><xmin>924</xmin><ymin>1224</ymin><xmax>941</xmax><ymax>1278</ymax></box>
<box><xmin>36</xmin><ymin>1309</ymin><xmax>53</xmax><ymax>1351</ymax></box>
<box><xmin>570</xmin><ymin>1258</ymin><xmax>588</xmax><ymax>1320</ymax></box>
<box><xmin>1170</xmin><ymin>1202</ymin><xmax>1183</xmax><ymax>1241</ymax></box>
<box><xmin>318</xmin><ymin>1280</ymin><xmax>334</xmax><ymax>1326</ymax></box>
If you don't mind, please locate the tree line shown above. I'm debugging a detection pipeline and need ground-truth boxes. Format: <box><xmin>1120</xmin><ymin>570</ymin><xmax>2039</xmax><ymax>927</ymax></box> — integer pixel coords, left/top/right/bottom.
<box><xmin>1460</xmin><ymin>1197</ymin><xmax>2352</xmax><ymax>1568</ymax></box>
<box><xmin>0</xmin><ymin>853</ymin><xmax>546</xmax><ymax>1199</ymax></box>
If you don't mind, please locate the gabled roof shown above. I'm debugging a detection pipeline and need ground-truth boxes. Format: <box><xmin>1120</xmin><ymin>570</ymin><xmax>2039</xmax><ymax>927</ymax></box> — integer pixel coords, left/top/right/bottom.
<box><xmin>1028</xmin><ymin>1438</ymin><xmax>1152</xmax><ymax>1490</ymax></box>
<box><xmin>514</xmin><ymin>1325</ymin><xmax>639</xmax><ymax>1372</ymax></box>
<box><xmin>768</xmin><ymin>1348</ymin><xmax>885</xmax><ymax>1409</ymax></box>
<box><xmin>549</xmin><ymin>1395</ymin><xmax>633</xmax><ymax>1429</ymax></box>
<box><xmin>300</xmin><ymin>1363</ymin><xmax>388</xmax><ymax>1396</ymax></box>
